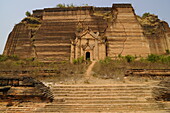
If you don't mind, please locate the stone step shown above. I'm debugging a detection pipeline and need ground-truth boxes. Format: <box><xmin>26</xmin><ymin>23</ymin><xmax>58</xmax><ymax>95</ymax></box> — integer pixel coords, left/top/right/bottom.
<box><xmin>39</xmin><ymin>32</ymin><xmax>75</xmax><ymax>36</ymax></box>
<box><xmin>51</xmin><ymin>84</ymin><xmax>148</xmax><ymax>87</ymax></box>
<box><xmin>35</xmin><ymin>110</ymin><xmax>169</xmax><ymax>113</ymax></box>
<box><xmin>0</xmin><ymin>107</ymin><xmax>36</xmax><ymax>113</ymax></box>
<box><xmin>53</xmin><ymin>100</ymin><xmax>152</xmax><ymax>104</ymax></box>
<box><xmin>44</xmin><ymin>103</ymin><xmax>161</xmax><ymax>107</ymax></box>
<box><xmin>35</xmin><ymin>103</ymin><xmax>166</xmax><ymax>112</ymax></box>
<box><xmin>54</xmin><ymin>96</ymin><xmax>138</xmax><ymax>100</ymax></box>
<box><xmin>52</xmin><ymin>87</ymin><xmax>150</xmax><ymax>89</ymax></box>
<box><xmin>53</xmin><ymin>92</ymin><xmax>152</xmax><ymax>96</ymax></box>
<box><xmin>53</xmin><ymin>94</ymin><xmax>152</xmax><ymax>98</ymax></box>
<box><xmin>0</xmin><ymin>102</ymin><xmax>46</xmax><ymax>113</ymax></box>
<box><xmin>52</xmin><ymin>97</ymin><xmax>152</xmax><ymax>103</ymax></box>
<box><xmin>52</xmin><ymin>91</ymin><xmax>152</xmax><ymax>95</ymax></box>
<box><xmin>1</xmin><ymin>103</ymin><xmax>169</xmax><ymax>113</ymax></box>
<box><xmin>52</xmin><ymin>87</ymin><xmax>151</xmax><ymax>91</ymax></box>
<box><xmin>37</xmin><ymin>30</ymin><xmax>74</xmax><ymax>34</ymax></box>
<box><xmin>34</xmin><ymin>111</ymin><xmax>169</xmax><ymax>113</ymax></box>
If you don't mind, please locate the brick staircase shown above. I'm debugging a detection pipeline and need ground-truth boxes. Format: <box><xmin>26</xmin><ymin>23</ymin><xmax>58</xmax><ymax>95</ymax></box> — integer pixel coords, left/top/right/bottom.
<box><xmin>34</xmin><ymin>84</ymin><xmax>169</xmax><ymax>113</ymax></box>
<box><xmin>0</xmin><ymin>83</ymin><xmax>170</xmax><ymax>113</ymax></box>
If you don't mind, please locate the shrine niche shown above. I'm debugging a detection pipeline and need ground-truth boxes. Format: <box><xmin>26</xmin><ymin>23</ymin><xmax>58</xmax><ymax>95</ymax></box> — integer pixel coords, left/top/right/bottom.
<box><xmin>70</xmin><ymin>28</ymin><xmax>106</xmax><ymax>63</ymax></box>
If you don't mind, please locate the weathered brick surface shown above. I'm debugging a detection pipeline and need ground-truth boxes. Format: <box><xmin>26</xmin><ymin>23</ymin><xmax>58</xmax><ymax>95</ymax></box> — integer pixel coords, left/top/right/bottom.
<box><xmin>3</xmin><ymin>23</ymin><xmax>32</xmax><ymax>58</ymax></box>
<box><xmin>0</xmin><ymin>77</ymin><xmax>53</xmax><ymax>102</ymax></box>
<box><xmin>3</xmin><ymin>4</ymin><xmax>170</xmax><ymax>62</ymax></box>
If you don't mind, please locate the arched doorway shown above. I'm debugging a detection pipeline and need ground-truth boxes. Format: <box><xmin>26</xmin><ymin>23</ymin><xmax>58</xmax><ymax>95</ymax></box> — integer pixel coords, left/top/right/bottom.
<box><xmin>86</xmin><ymin>52</ymin><xmax>90</xmax><ymax>60</ymax></box>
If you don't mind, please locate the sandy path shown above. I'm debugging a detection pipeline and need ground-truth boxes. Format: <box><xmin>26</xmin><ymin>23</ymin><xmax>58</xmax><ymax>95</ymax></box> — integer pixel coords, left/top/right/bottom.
<box><xmin>85</xmin><ymin>61</ymin><xmax>96</xmax><ymax>79</ymax></box>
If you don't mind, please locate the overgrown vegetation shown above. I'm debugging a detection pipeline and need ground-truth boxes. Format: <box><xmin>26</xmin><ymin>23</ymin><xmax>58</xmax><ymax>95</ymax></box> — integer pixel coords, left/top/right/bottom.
<box><xmin>93</xmin><ymin>54</ymin><xmax>170</xmax><ymax>79</ymax></box>
<box><xmin>21</xmin><ymin>16</ymin><xmax>42</xmax><ymax>37</ymax></box>
<box><xmin>142</xmin><ymin>12</ymin><xmax>150</xmax><ymax>18</ymax></box>
<box><xmin>93</xmin><ymin>11</ymin><xmax>113</xmax><ymax>22</ymax></box>
<box><xmin>0</xmin><ymin>55</ymin><xmax>89</xmax><ymax>83</ymax></box>
<box><xmin>0</xmin><ymin>53</ymin><xmax>170</xmax><ymax>83</ymax></box>
<box><xmin>0</xmin><ymin>55</ymin><xmax>19</xmax><ymax>62</ymax></box>
<box><xmin>22</xmin><ymin>17</ymin><xmax>41</xmax><ymax>24</ymax></box>
<box><xmin>137</xmin><ymin>12</ymin><xmax>163</xmax><ymax>35</ymax></box>
<box><xmin>99</xmin><ymin>57</ymin><xmax>112</xmax><ymax>64</ymax></box>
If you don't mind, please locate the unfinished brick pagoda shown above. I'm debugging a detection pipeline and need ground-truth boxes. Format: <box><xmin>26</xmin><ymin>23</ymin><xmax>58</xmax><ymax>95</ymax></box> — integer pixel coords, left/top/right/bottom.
<box><xmin>3</xmin><ymin>4</ymin><xmax>170</xmax><ymax>62</ymax></box>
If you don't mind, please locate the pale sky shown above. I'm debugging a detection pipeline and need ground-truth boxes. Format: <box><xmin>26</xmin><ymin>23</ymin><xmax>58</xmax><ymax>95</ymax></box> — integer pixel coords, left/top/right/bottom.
<box><xmin>0</xmin><ymin>0</ymin><xmax>170</xmax><ymax>54</ymax></box>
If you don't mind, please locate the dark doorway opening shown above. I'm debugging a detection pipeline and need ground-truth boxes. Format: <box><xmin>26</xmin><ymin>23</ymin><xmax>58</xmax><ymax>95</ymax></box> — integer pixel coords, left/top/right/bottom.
<box><xmin>86</xmin><ymin>52</ymin><xmax>90</xmax><ymax>60</ymax></box>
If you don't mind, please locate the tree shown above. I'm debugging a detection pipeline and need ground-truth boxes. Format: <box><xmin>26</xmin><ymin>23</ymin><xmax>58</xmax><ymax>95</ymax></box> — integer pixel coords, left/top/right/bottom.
<box><xmin>56</xmin><ymin>3</ymin><xmax>66</xmax><ymax>8</ymax></box>
<box><xmin>25</xmin><ymin>11</ymin><xmax>31</xmax><ymax>17</ymax></box>
<box><xmin>142</xmin><ymin>12</ymin><xmax>150</xmax><ymax>18</ymax></box>
<box><xmin>83</xmin><ymin>4</ymin><xmax>89</xmax><ymax>6</ymax></box>
<box><xmin>56</xmin><ymin>3</ymin><xmax>75</xmax><ymax>8</ymax></box>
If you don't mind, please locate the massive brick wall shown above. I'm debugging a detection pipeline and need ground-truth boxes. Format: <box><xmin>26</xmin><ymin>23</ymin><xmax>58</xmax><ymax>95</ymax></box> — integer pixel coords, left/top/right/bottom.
<box><xmin>146</xmin><ymin>22</ymin><xmax>170</xmax><ymax>54</ymax></box>
<box><xmin>3</xmin><ymin>23</ymin><xmax>32</xmax><ymax>58</ymax></box>
<box><xmin>33</xmin><ymin>7</ymin><xmax>107</xmax><ymax>62</ymax></box>
<box><xmin>106</xmin><ymin>4</ymin><xmax>150</xmax><ymax>58</ymax></box>
<box><xmin>164</xmin><ymin>22</ymin><xmax>170</xmax><ymax>49</ymax></box>
<box><xmin>3</xmin><ymin>4</ymin><xmax>170</xmax><ymax>62</ymax></box>
<box><xmin>147</xmin><ymin>34</ymin><xmax>168</xmax><ymax>54</ymax></box>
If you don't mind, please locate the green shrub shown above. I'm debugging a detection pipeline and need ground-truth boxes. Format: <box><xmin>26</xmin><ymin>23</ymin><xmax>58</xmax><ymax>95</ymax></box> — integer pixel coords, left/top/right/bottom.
<box><xmin>73</xmin><ymin>59</ymin><xmax>78</xmax><ymax>64</ymax></box>
<box><xmin>160</xmin><ymin>56</ymin><xmax>170</xmax><ymax>64</ymax></box>
<box><xmin>118</xmin><ymin>54</ymin><xmax>123</xmax><ymax>58</ymax></box>
<box><xmin>146</xmin><ymin>54</ymin><xmax>170</xmax><ymax>64</ymax></box>
<box><xmin>166</xmin><ymin>49</ymin><xmax>170</xmax><ymax>54</ymax></box>
<box><xmin>147</xmin><ymin>54</ymin><xmax>160</xmax><ymax>62</ymax></box>
<box><xmin>100</xmin><ymin>57</ymin><xmax>112</xmax><ymax>64</ymax></box>
<box><xmin>139</xmin><ymin>57</ymin><xmax>146</xmax><ymax>62</ymax></box>
<box><xmin>73</xmin><ymin>56</ymin><xmax>84</xmax><ymax>64</ymax></box>
<box><xmin>25</xmin><ymin>11</ymin><xmax>31</xmax><ymax>17</ymax></box>
<box><xmin>0</xmin><ymin>55</ymin><xmax>8</xmax><ymax>62</ymax></box>
<box><xmin>125</xmin><ymin>55</ymin><xmax>135</xmax><ymax>63</ymax></box>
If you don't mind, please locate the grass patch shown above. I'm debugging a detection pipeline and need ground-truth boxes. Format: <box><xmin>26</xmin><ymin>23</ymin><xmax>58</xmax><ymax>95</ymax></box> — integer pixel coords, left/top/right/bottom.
<box><xmin>93</xmin><ymin>55</ymin><xmax>170</xmax><ymax>79</ymax></box>
<box><xmin>0</xmin><ymin>57</ymin><xmax>89</xmax><ymax>83</ymax></box>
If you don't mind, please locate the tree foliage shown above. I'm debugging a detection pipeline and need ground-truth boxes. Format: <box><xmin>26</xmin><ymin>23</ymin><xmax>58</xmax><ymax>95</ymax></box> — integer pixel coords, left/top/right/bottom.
<box><xmin>25</xmin><ymin>11</ymin><xmax>31</xmax><ymax>17</ymax></box>
<box><xmin>83</xmin><ymin>4</ymin><xmax>89</xmax><ymax>6</ymax></box>
<box><xmin>56</xmin><ymin>3</ymin><xmax>75</xmax><ymax>8</ymax></box>
<box><xmin>142</xmin><ymin>12</ymin><xmax>150</xmax><ymax>18</ymax></box>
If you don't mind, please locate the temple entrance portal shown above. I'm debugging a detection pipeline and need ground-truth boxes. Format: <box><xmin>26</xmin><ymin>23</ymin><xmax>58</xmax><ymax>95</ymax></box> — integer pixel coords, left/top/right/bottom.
<box><xmin>86</xmin><ymin>52</ymin><xmax>90</xmax><ymax>60</ymax></box>
<box><xmin>70</xmin><ymin>28</ymin><xmax>106</xmax><ymax>63</ymax></box>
